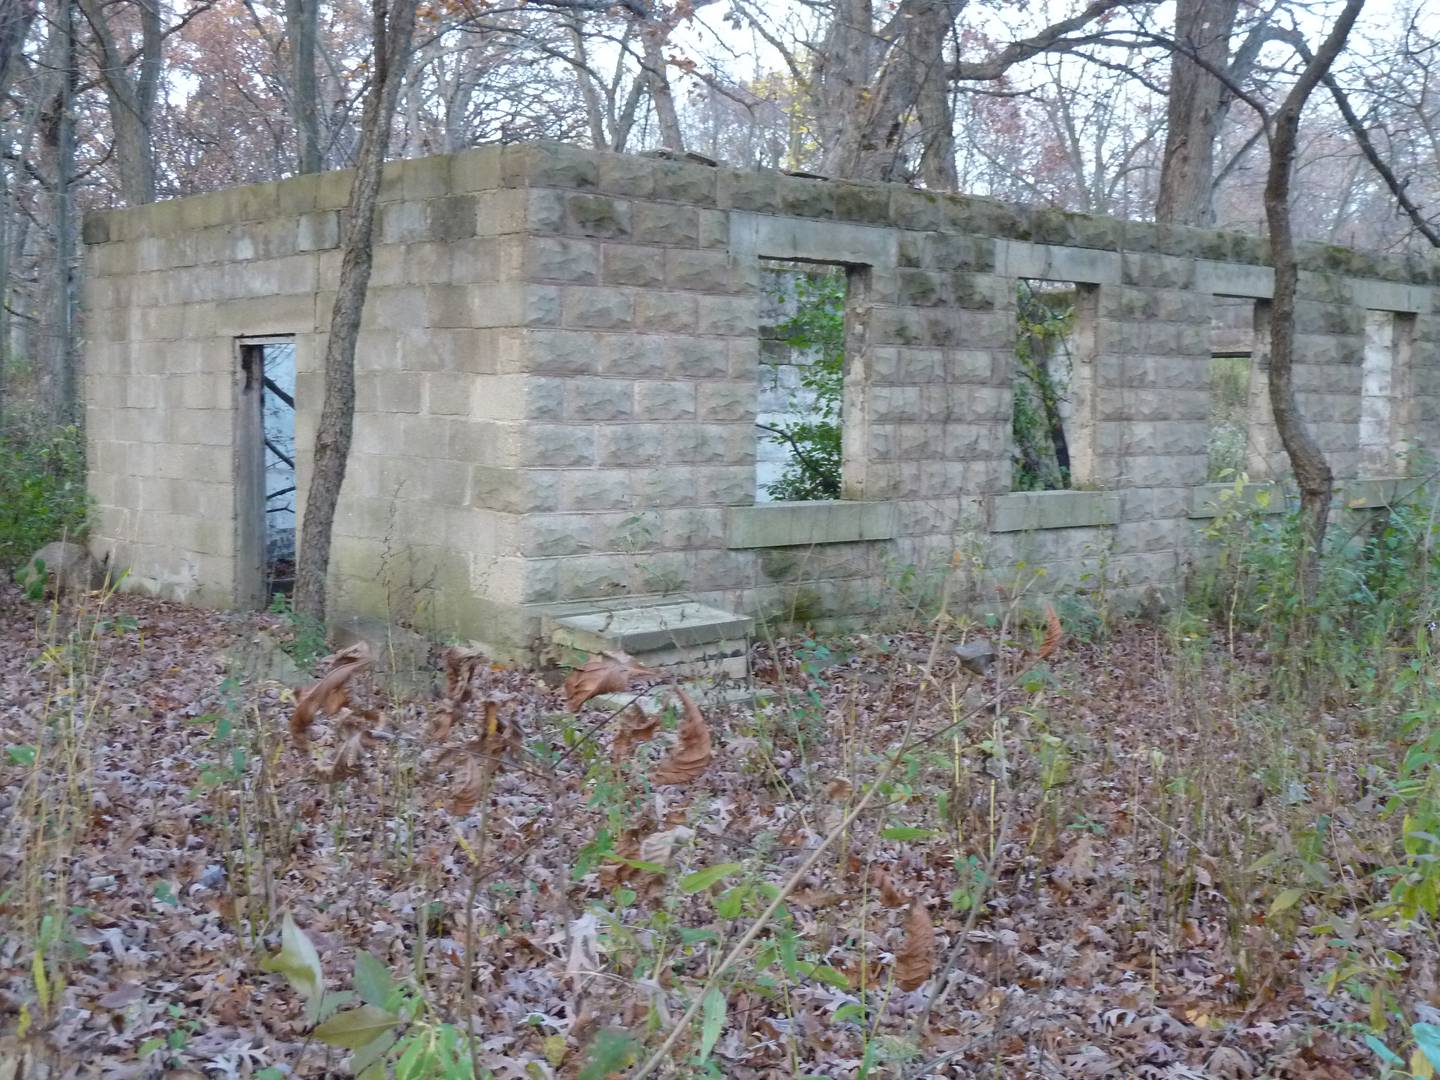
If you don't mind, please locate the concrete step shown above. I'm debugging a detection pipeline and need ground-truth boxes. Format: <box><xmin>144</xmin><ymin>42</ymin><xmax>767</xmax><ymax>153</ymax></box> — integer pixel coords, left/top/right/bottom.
<box><xmin>593</xmin><ymin>680</ymin><xmax>770</xmax><ymax>716</ymax></box>
<box><xmin>546</xmin><ymin>601</ymin><xmax>752</xmax><ymax>655</ymax></box>
<box><xmin>546</xmin><ymin>601</ymin><xmax>757</xmax><ymax>705</ymax></box>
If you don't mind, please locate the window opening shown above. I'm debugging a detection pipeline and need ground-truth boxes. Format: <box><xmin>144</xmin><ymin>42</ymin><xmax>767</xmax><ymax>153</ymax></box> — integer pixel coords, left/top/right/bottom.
<box><xmin>1361</xmin><ymin>310</ymin><xmax>1415</xmax><ymax>476</ymax></box>
<box><xmin>755</xmin><ymin>259</ymin><xmax>848</xmax><ymax>502</ymax></box>
<box><xmin>1207</xmin><ymin>296</ymin><xmax>1255</xmax><ymax>482</ymax></box>
<box><xmin>1011</xmin><ymin>279</ymin><xmax>1095</xmax><ymax>491</ymax></box>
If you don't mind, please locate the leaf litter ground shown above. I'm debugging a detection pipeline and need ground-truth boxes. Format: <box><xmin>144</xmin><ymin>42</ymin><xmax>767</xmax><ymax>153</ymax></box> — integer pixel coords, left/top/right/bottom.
<box><xmin>0</xmin><ymin>584</ymin><xmax>1429</xmax><ymax>1077</ymax></box>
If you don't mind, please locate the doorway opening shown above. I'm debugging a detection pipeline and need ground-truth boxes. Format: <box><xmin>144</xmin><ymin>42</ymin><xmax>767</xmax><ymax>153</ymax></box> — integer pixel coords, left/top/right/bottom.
<box><xmin>239</xmin><ymin>337</ymin><xmax>296</xmax><ymax>603</ymax></box>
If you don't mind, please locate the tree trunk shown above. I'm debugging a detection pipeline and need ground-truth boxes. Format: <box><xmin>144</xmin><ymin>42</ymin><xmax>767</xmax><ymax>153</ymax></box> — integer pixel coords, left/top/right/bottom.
<box><xmin>286</xmin><ymin>0</ymin><xmax>321</xmax><ymax>173</ymax></box>
<box><xmin>817</xmin><ymin>0</ymin><xmax>1129</xmax><ymax>183</ymax></box>
<box><xmin>293</xmin><ymin>0</ymin><xmax>418</xmax><ymax>624</ymax></box>
<box><xmin>35</xmin><ymin>0</ymin><xmax>76</xmax><ymax>425</ymax></box>
<box><xmin>0</xmin><ymin>0</ymin><xmax>33</xmax><ymax>433</ymax></box>
<box><xmin>914</xmin><ymin>0</ymin><xmax>958</xmax><ymax>189</ymax></box>
<box><xmin>0</xmin><ymin>0</ymin><xmax>35</xmax><ymax>97</ymax></box>
<box><xmin>813</xmin><ymin>0</ymin><xmax>875</xmax><ymax>175</ymax></box>
<box><xmin>568</xmin><ymin>16</ymin><xmax>609</xmax><ymax>150</ymax></box>
<box><xmin>1155</xmin><ymin>0</ymin><xmax>1238</xmax><ymax>225</ymax></box>
<box><xmin>1261</xmin><ymin>0</ymin><xmax>1364</xmax><ymax>602</ymax></box>
<box><xmin>640</xmin><ymin>21</ymin><xmax>683</xmax><ymax>150</ymax></box>
<box><xmin>78</xmin><ymin>0</ymin><xmax>160</xmax><ymax>205</ymax></box>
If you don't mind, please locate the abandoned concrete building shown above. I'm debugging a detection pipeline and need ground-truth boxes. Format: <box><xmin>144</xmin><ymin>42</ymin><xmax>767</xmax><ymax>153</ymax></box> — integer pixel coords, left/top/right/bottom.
<box><xmin>80</xmin><ymin>141</ymin><xmax>1440</xmax><ymax>662</ymax></box>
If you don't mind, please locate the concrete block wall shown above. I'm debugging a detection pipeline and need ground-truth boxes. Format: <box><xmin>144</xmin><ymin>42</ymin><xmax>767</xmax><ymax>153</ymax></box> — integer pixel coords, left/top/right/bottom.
<box><xmin>83</xmin><ymin>151</ymin><xmax>524</xmax><ymax>637</ymax></box>
<box><xmin>82</xmin><ymin>141</ymin><xmax>1440</xmax><ymax>655</ymax></box>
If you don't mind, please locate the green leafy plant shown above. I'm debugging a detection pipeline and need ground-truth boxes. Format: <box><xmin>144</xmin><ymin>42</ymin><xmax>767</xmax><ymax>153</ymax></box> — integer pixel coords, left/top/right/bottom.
<box><xmin>267</xmin><ymin>591</ymin><xmax>327</xmax><ymax>670</ymax></box>
<box><xmin>260</xmin><ymin>913</ymin><xmax>474</xmax><ymax>1078</ymax></box>
<box><xmin>0</xmin><ymin>420</ymin><xmax>89</xmax><ymax>568</ymax></box>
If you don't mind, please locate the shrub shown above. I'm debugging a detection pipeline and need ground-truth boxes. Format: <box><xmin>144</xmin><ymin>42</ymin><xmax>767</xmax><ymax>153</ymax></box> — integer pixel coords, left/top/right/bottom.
<box><xmin>0</xmin><ymin>421</ymin><xmax>89</xmax><ymax>568</ymax></box>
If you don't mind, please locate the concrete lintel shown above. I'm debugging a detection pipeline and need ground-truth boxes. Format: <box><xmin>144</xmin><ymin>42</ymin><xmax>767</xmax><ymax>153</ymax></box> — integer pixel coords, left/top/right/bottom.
<box><xmin>725</xmin><ymin>500</ymin><xmax>896</xmax><ymax>548</ymax></box>
<box><xmin>994</xmin><ymin>240</ymin><xmax>1121</xmax><ymax>285</ymax></box>
<box><xmin>730</xmin><ymin>212</ymin><xmax>898</xmax><ymax>267</ymax></box>
<box><xmin>1349</xmin><ymin>278</ymin><xmax>1432</xmax><ymax>314</ymax></box>
<box><xmin>1195</xmin><ymin>260</ymin><xmax>1274</xmax><ymax>299</ymax></box>
<box><xmin>1344</xmin><ymin>477</ymin><xmax>1404</xmax><ymax>509</ymax></box>
<box><xmin>1187</xmin><ymin>482</ymin><xmax>1287</xmax><ymax>519</ymax></box>
<box><xmin>988</xmin><ymin>490</ymin><xmax>1120</xmax><ymax>533</ymax></box>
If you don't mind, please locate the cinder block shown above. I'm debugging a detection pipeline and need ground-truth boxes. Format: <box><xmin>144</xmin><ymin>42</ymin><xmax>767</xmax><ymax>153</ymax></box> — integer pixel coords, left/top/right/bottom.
<box><xmin>696</xmin><ymin>381</ymin><xmax>751</xmax><ymax>421</ymax></box>
<box><xmin>636</xmin><ymin>381</ymin><xmax>697</xmax><ymax>420</ymax></box>
<box><xmin>562</xmin><ymin>287</ymin><xmax>633</xmax><ymax>330</ymax></box>
<box><xmin>634</xmin><ymin>202</ymin><xmax>700</xmax><ymax>246</ymax></box>
<box><xmin>528</xmin><ymin>237</ymin><xmax>600</xmax><ymax>283</ymax></box>
<box><xmin>602</xmin><ymin>244</ymin><xmax>667</xmax><ymax>288</ymax></box>
<box><xmin>566</xmin><ymin>194</ymin><xmax>632</xmax><ymax>239</ymax></box>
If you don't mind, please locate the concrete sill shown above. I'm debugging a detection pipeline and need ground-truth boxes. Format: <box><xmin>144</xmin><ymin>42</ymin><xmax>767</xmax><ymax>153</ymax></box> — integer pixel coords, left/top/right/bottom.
<box><xmin>1188</xmin><ymin>482</ymin><xmax>1287</xmax><ymax>519</ymax></box>
<box><xmin>725</xmin><ymin>501</ymin><xmax>895</xmax><ymax>549</ymax></box>
<box><xmin>989</xmin><ymin>491</ymin><xmax>1119</xmax><ymax>533</ymax></box>
<box><xmin>1345</xmin><ymin>478</ymin><xmax>1405</xmax><ymax>509</ymax></box>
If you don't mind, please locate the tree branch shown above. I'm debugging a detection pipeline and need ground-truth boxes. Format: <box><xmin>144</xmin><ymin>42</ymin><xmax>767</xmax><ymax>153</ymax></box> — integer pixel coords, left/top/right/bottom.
<box><xmin>754</xmin><ymin>422</ymin><xmax>838</xmax><ymax>496</ymax></box>
<box><xmin>949</xmin><ymin>0</ymin><xmax>1144</xmax><ymax>82</ymax></box>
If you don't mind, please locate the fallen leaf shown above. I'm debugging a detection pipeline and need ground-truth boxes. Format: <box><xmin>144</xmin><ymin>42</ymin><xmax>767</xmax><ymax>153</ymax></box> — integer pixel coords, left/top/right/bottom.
<box><xmin>638</xmin><ymin>825</ymin><xmax>694</xmax><ymax>867</ymax></box>
<box><xmin>562</xmin><ymin>652</ymin><xmax>658</xmax><ymax>711</ymax></box>
<box><xmin>432</xmin><ymin>646</ymin><xmax>484</xmax><ymax>740</ymax></box>
<box><xmin>98</xmin><ymin>983</ymin><xmax>144</xmax><ymax>1009</ymax></box>
<box><xmin>895</xmin><ymin>901</ymin><xmax>935</xmax><ymax>991</ymax></box>
<box><xmin>651</xmin><ymin>689</ymin><xmax>712</xmax><ymax>785</ymax></box>
<box><xmin>612</xmin><ymin>705</ymin><xmax>660</xmax><ymax>762</ymax></box>
<box><xmin>316</xmin><ymin>708</ymin><xmax>370</xmax><ymax>783</ymax></box>
<box><xmin>291</xmin><ymin>642</ymin><xmax>372</xmax><ymax>745</ymax></box>
<box><xmin>870</xmin><ymin>867</ymin><xmax>909</xmax><ymax>908</ymax></box>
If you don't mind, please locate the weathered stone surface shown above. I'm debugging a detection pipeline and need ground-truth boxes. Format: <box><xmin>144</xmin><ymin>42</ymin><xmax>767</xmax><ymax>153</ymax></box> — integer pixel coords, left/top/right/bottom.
<box><xmin>566</xmin><ymin>194</ymin><xmax>631</xmax><ymax>239</ymax></box>
<box><xmin>726</xmin><ymin>502</ymin><xmax>896</xmax><ymax>548</ymax></box>
<box><xmin>18</xmin><ymin>542</ymin><xmax>103</xmax><ymax>594</ymax></box>
<box><xmin>329</xmin><ymin>614</ymin><xmax>436</xmax><ymax>695</ymax></box>
<box><xmin>989</xmin><ymin>492</ymin><xmax>1121</xmax><ymax>533</ymax></box>
<box><xmin>953</xmin><ymin>638</ymin><xmax>996</xmax><ymax>675</ymax></box>
<box><xmin>222</xmin><ymin>630</ymin><xmax>310</xmax><ymax>688</ymax></box>
<box><xmin>546</xmin><ymin>601</ymin><xmax>751</xmax><ymax>654</ymax></box>
<box><xmin>80</xmin><ymin>142</ymin><xmax>1440</xmax><ymax>661</ymax></box>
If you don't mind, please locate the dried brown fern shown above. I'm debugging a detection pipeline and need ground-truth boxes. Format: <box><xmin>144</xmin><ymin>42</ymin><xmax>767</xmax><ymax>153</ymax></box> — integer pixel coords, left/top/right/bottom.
<box><xmin>1037</xmin><ymin>603</ymin><xmax>1063</xmax><ymax>660</ymax></box>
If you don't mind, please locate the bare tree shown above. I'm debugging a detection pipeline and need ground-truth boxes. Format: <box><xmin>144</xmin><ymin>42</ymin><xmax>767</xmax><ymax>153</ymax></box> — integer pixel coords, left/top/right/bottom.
<box><xmin>293</xmin><ymin>0</ymin><xmax>419</xmax><ymax>623</ymax></box>
<box><xmin>808</xmin><ymin>0</ymin><xmax>1142</xmax><ymax>183</ymax></box>
<box><xmin>1260</xmin><ymin>0</ymin><xmax>1365</xmax><ymax>598</ymax></box>
<box><xmin>77</xmin><ymin>0</ymin><xmax>162</xmax><ymax>205</ymax></box>
<box><xmin>1155</xmin><ymin>0</ymin><xmax>1238</xmax><ymax>223</ymax></box>
<box><xmin>34</xmin><ymin>0</ymin><xmax>77</xmax><ymax>423</ymax></box>
<box><xmin>286</xmin><ymin>0</ymin><xmax>321</xmax><ymax>172</ymax></box>
<box><xmin>0</xmin><ymin>0</ymin><xmax>36</xmax><ymax>98</ymax></box>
